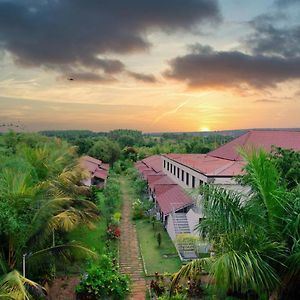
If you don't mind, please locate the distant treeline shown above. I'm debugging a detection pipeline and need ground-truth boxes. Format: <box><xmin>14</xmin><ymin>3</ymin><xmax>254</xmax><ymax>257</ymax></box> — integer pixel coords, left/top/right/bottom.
<box><xmin>40</xmin><ymin>129</ymin><xmax>234</xmax><ymax>163</ymax></box>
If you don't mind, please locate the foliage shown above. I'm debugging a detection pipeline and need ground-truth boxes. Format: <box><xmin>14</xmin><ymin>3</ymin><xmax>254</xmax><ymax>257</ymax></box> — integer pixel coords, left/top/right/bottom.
<box><xmin>106</xmin><ymin>224</ymin><xmax>121</xmax><ymax>240</ymax></box>
<box><xmin>131</xmin><ymin>198</ymin><xmax>153</xmax><ymax>220</ymax></box>
<box><xmin>88</xmin><ymin>138</ymin><xmax>120</xmax><ymax>164</ymax></box>
<box><xmin>270</xmin><ymin>146</ymin><xmax>300</xmax><ymax>190</ymax></box>
<box><xmin>0</xmin><ymin>132</ymin><xmax>99</xmax><ymax>298</ymax></box>
<box><xmin>157</xmin><ymin>232</ymin><xmax>162</xmax><ymax>247</ymax></box>
<box><xmin>41</xmin><ymin>130</ymin><xmax>232</xmax><ymax>161</ymax></box>
<box><xmin>150</xmin><ymin>272</ymin><xmax>166</xmax><ymax>296</ymax></box>
<box><xmin>132</xmin><ymin>199</ymin><xmax>145</xmax><ymax>220</ymax></box>
<box><xmin>0</xmin><ymin>270</ymin><xmax>46</xmax><ymax>300</ymax></box>
<box><xmin>171</xmin><ymin>149</ymin><xmax>300</xmax><ymax>299</ymax></box>
<box><xmin>76</xmin><ymin>255</ymin><xmax>130</xmax><ymax>300</ymax></box>
<box><xmin>112</xmin><ymin>212</ymin><xmax>121</xmax><ymax>224</ymax></box>
<box><xmin>151</xmin><ymin>271</ymin><xmax>203</xmax><ymax>300</ymax></box>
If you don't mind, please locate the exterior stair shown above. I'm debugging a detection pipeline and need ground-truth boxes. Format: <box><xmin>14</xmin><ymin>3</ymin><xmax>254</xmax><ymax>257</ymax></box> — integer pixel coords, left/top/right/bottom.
<box><xmin>173</xmin><ymin>213</ymin><xmax>191</xmax><ymax>234</ymax></box>
<box><xmin>172</xmin><ymin>212</ymin><xmax>198</xmax><ymax>260</ymax></box>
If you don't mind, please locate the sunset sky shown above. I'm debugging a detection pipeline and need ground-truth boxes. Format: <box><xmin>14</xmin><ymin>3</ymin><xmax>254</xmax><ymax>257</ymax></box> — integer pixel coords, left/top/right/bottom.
<box><xmin>1</xmin><ymin>0</ymin><xmax>300</xmax><ymax>132</ymax></box>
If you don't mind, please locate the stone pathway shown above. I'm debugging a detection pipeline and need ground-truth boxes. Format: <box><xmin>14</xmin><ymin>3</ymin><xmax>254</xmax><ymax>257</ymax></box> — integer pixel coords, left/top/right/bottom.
<box><xmin>119</xmin><ymin>179</ymin><xmax>148</xmax><ymax>300</ymax></box>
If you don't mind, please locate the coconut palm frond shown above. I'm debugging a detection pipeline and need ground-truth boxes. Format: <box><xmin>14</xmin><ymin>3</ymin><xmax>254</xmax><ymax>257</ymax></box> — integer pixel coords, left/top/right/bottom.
<box><xmin>28</xmin><ymin>242</ymin><xmax>98</xmax><ymax>264</ymax></box>
<box><xmin>211</xmin><ymin>226</ymin><xmax>285</xmax><ymax>295</ymax></box>
<box><xmin>49</xmin><ymin>208</ymin><xmax>99</xmax><ymax>232</ymax></box>
<box><xmin>211</xmin><ymin>249</ymin><xmax>280</xmax><ymax>295</ymax></box>
<box><xmin>240</xmin><ymin>148</ymin><xmax>288</xmax><ymax>231</ymax></box>
<box><xmin>0</xmin><ymin>270</ymin><xmax>44</xmax><ymax>300</ymax></box>
<box><xmin>170</xmin><ymin>258</ymin><xmax>211</xmax><ymax>294</ymax></box>
<box><xmin>196</xmin><ymin>184</ymin><xmax>248</xmax><ymax>240</ymax></box>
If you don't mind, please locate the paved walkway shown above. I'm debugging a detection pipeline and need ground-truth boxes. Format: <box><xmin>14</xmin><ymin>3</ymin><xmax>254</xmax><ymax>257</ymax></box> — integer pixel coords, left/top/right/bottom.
<box><xmin>119</xmin><ymin>179</ymin><xmax>147</xmax><ymax>300</ymax></box>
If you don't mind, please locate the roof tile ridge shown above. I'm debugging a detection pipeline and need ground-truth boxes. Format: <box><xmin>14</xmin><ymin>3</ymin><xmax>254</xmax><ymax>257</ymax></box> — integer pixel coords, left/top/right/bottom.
<box><xmin>234</xmin><ymin>130</ymin><xmax>251</xmax><ymax>161</ymax></box>
<box><xmin>213</xmin><ymin>160</ymin><xmax>237</xmax><ymax>175</ymax></box>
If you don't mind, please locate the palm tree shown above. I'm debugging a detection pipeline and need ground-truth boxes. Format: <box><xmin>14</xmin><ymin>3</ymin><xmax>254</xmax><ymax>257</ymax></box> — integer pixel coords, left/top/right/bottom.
<box><xmin>171</xmin><ymin>149</ymin><xmax>300</xmax><ymax>299</ymax></box>
<box><xmin>0</xmin><ymin>137</ymin><xmax>100</xmax><ymax>299</ymax></box>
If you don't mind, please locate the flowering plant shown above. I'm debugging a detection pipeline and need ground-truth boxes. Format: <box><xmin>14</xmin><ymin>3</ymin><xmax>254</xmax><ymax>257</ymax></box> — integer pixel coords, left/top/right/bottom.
<box><xmin>107</xmin><ymin>223</ymin><xmax>121</xmax><ymax>239</ymax></box>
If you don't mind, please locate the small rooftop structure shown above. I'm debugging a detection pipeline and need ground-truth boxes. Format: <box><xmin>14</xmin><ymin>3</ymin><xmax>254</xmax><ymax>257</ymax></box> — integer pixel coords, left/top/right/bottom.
<box><xmin>80</xmin><ymin>155</ymin><xmax>109</xmax><ymax>188</ymax></box>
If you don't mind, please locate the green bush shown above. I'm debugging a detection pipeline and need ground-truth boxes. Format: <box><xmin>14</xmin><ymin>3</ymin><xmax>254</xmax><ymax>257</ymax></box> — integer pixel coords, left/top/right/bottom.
<box><xmin>76</xmin><ymin>255</ymin><xmax>130</xmax><ymax>299</ymax></box>
<box><xmin>132</xmin><ymin>199</ymin><xmax>145</xmax><ymax>220</ymax></box>
<box><xmin>132</xmin><ymin>198</ymin><xmax>154</xmax><ymax>220</ymax></box>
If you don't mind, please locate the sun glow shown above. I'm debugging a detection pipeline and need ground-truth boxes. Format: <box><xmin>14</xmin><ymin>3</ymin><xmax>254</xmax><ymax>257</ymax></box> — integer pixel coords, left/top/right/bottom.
<box><xmin>200</xmin><ymin>127</ymin><xmax>210</xmax><ymax>132</ymax></box>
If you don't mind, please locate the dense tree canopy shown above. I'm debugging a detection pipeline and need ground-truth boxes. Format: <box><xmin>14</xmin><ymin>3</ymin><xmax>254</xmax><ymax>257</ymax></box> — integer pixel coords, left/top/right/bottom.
<box><xmin>0</xmin><ymin>132</ymin><xmax>99</xmax><ymax>299</ymax></box>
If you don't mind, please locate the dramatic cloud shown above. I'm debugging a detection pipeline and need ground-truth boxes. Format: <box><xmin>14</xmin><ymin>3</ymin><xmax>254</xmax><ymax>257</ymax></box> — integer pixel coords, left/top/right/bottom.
<box><xmin>127</xmin><ymin>71</ymin><xmax>157</xmax><ymax>83</ymax></box>
<box><xmin>275</xmin><ymin>0</ymin><xmax>300</xmax><ymax>7</ymax></box>
<box><xmin>0</xmin><ymin>0</ymin><xmax>220</xmax><ymax>80</ymax></box>
<box><xmin>164</xmin><ymin>44</ymin><xmax>300</xmax><ymax>89</ymax></box>
<box><xmin>244</xmin><ymin>16</ymin><xmax>300</xmax><ymax>58</ymax></box>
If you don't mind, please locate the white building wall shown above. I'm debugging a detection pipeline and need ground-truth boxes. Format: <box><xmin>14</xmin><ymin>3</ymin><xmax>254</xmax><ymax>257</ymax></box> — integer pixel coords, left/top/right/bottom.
<box><xmin>162</xmin><ymin>156</ymin><xmax>238</xmax><ymax>189</ymax></box>
<box><xmin>166</xmin><ymin>214</ymin><xmax>177</xmax><ymax>241</ymax></box>
<box><xmin>186</xmin><ymin>208</ymin><xmax>201</xmax><ymax>237</ymax></box>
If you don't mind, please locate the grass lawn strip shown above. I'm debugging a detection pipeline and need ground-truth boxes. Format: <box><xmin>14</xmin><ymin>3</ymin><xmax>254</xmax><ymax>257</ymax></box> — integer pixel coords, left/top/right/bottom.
<box><xmin>135</xmin><ymin>219</ymin><xmax>182</xmax><ymax>275</ymax></box>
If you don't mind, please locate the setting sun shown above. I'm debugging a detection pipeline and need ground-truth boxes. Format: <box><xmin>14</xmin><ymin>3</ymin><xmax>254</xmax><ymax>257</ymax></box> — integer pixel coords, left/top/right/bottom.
<box><xmin>200</xmin><ymin>127</ymin><xmax>210</xmax><ymax>132</ymax></box>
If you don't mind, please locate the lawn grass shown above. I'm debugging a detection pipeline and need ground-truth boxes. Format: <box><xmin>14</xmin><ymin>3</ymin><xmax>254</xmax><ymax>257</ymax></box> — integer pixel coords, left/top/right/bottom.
<box><xmin>136</xmin><ymin>219</ymin><xmax>182</xmax><ymax>275</ymax></box>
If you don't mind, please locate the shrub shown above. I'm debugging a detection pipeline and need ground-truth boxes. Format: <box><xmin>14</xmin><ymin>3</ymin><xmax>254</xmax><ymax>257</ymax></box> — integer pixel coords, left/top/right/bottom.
<box><xmin>106</xmin><ymin>223</ymin><xmax>121</xmax><ymax>240</ymax></box>
<box><xmin>112</xmin><ymin>211</ymin><xmax>121</xmax><ymax>224</ymax></box>
<box><xmin>157</xmin><ymin>232</ymin><xmax>162</xmax><ymax>247</ymax></box>
<box><xmin>132</xmin><ymin>199</ymin><xmax>144</xmax><ymax>220</ymax></box>
<box><xmin>76</xmin><ymin>255</ymin><xmax>130</xmax><ymax>300</ymax></box>
<box><xmin>150</xmin><ymin>272</ymin><xmax>166</xmax><ymax>296</ymax></box>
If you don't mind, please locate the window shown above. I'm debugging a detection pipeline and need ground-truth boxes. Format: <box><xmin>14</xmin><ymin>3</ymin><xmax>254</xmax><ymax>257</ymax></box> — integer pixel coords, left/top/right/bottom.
<box><xmin>181</xmin><ymin>170</ymin><xmax>184</xmax><ymax>181</ymax></box>
<box><xmin>192</xmin><ymin>176</ymin><xmax>195</xmax><ymax>188</ymax></box>
<box><xmin>186</xmin><ymin>173</ymin><xmax>189</xmax><ymax>186</ymax></box>
<box><xmin>167</xmin><ymin>162</ymin><xmax>169</xmax><ymax>171</ymax></box>
<box><xmin>163</xmin><ymin>160</ymin><xmax>166</xmax><ymax>168</ymax></box>
<box><xmin>177</xmin><ymin>167</ymin><xmax>180</xmax><ymax>178</ymax></box>
<box><xmin>170</xmin><ymin>164</ymin><xmax>172</xmax><ymax>173</ymax></box>
<box><xmin>173</xmin><ymin>166</ymin><xmax>176</xmax><ymax>175</ymax></box>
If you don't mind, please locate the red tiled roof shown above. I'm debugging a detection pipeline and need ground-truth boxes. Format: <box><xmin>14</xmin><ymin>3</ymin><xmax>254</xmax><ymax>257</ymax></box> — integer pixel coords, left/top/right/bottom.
<box><xmin>81</xmin><ymin>160</ymin><xmax>98</xmax><ymax>173</ymax></box>
<box><xmin>208</xmin><ymin>130</ymin><xmax>300</xmax><ymax>161</ymax></box>
<box><xmin>141</xmin><ymin>155</ymin><xmax>163</xmax><ymax>173</ymax></box>
<box><xmin>136</xmin><ymin>164</ymin><xmax>149</xmax><ymax>172</ymax></box>
<box><xmin>101</xmin><ymin>163</ymin><xmax>110</xmax><ymax>171</ymax></box>
<box><xmin>155</xmin><ymin>185</ymin><xmax>193</xmax><ymax>215</ymax></box>
<box><xmin>148</xmin><ymin>175</ymin><xmax>176</xmax><ymax>190</ymax></box>
<box><xmin>165</xmin><ymin>131</ymin><xmax>300</xmax><ymax>177</ymax></box>
<box><xmin>164</xmin><ymin>153</ymin><xmax>245</xmax><ymax>176</ymax></box>
<box><xmin>82</xmin><ymin>155</ymin><xmax>102</xmax><ymax>165</ymax></box>
<box><xmin>154</xmin><ymin>184</ymin><xmax>176</xmax><ymax>195</ymax></box>
<box><xmin>80</xmin><ymin>156</ymin><xmax>109</xmax><ymax>181</ymax></box>
<box><xmin>94</xmin><ymin>169</ymin><xmax>108</xmax><ymax>180</ymax></box>
<box><xmin>141</xmin><ymin>169</ymin><xmax>157</xmax><ymax>179</ymax></box>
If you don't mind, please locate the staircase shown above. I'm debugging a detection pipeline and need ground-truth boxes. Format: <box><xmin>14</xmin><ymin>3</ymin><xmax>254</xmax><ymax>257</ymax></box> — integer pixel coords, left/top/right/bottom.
<box><xmin>173</xmin><ymin>213</ymin><xmax>191</xmax><ymax>235</ymax></box>
<box><xmin>172</xmin><ymin>212</ymin><xmax>198</xmax><ymax>260</ymax></box>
